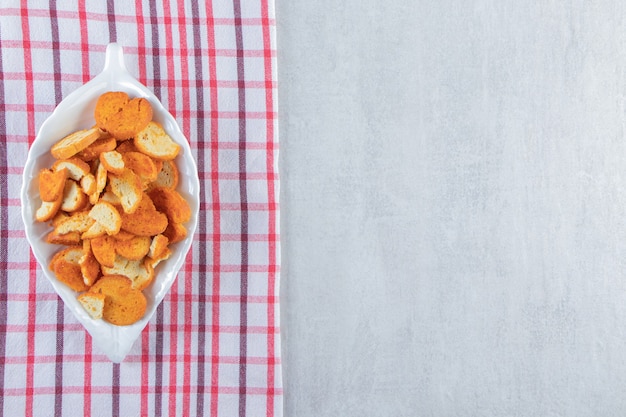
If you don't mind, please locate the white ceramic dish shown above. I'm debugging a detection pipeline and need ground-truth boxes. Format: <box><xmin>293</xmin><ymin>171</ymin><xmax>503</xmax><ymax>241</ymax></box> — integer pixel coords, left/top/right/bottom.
<box><xmin>20</xmin><ymin>43</ymin><xmax>200</xmax><ymax>362</ymax></box>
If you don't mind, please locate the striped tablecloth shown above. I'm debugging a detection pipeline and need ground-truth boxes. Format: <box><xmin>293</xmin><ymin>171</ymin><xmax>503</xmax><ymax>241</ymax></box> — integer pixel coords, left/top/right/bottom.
<box><xmin>0</xmin><ymin>1</ymin><xmax>281</xmax><ymax>416</ymax></box>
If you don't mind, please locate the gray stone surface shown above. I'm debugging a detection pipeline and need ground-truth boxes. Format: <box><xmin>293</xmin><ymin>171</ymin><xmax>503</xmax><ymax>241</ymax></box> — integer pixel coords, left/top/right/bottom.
<box><xmin>277</xmin><ymin>1</ymin><xmax>626</xmax><ymax>415</ymax></box>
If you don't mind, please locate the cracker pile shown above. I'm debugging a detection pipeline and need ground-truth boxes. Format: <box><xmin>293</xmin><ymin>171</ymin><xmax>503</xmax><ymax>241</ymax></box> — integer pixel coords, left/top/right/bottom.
<box><xmin>35</xmin><ymin>91</ymin><xmax>191</xmax><ymax>326</ymax></box>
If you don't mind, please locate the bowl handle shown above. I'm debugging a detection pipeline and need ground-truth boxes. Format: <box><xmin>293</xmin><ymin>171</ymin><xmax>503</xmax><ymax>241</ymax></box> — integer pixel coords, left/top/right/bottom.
<box><xmin>102</xmin><ymin>43</ymin><xmax>128</xmax><ymax>77</ymax></box>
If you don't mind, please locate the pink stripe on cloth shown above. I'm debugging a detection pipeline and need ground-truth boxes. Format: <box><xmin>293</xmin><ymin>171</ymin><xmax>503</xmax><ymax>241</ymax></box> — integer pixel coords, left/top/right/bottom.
<box><xmin>0</xmin><ymin>0</ymin><xmax>282</xmax><ymax>416</ymax></box>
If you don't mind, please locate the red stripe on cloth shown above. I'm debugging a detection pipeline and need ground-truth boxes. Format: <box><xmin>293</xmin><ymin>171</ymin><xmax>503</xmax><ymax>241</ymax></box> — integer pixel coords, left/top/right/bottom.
<box><xmin>3</xmin><ymin>384</ymin><xmax>282</xmax><ymax>397</ymax></box>
<box><xmin>2</xmin><ymin>352</ymin><xmax>281</xmax><ymax>365</ymax></box>
<box><xmin>0</xmin><ymin>72</ymin><xmax>275</xmax><ymax>89</ymax></box>
<box><xmin>161</xmin><ymin>1</ymin><xmax>180</xmax><ymax>415</ymax></box>
<box><xmin>135</xmin><ymin>0</ymin><xmax>148</xmax><ymax>86</ymax></box>
<box><xmin>207</xmin><ymin>0</ymin><xmax>223</xmax><ymax>413</ymax></box>
<box><xmin>175</xmin><ymin>3</ymin><xmax>193</xmax><ymax>415</ymax></box>
<box><xmin>3</xmin><ymin>104</ymin><xmax>274</xmax><ymax>119</ymax></box>
<box><xmin>141</xmin><ymin>330</ymin><xmax>150</xmax><ymax>415</ymax></box>
<box><xmin>260</xmin><ymin>0</ymin><xmax>278</xmax><ymax>414</ymax></box>
<box><xmin>145</xmin><ymin>2</ymin><xmax>165</xmax><ymax>415</ymax></box>
<box><xmin>1</xmin><ymin>323</ymin><xmax>280</xmax><ymax>334</ymax></box>
<box><xmin>175</xmin><ymin>8</ymin><xmax>193</xmax><ymax>417</ymax></box>
<box><xmin>182</xmin><ymin>251</ymin><xmax>194</xmax><ymax>417</ymax></box>
<box><xmin>0</xmin><ymin>260</ymin><xmax>281</xmax><ymax>273</ymax></box>
<box><xmin>0</xmin><ymin>8</ymin><xmax>276</xmax><ymax>26</ymax></box>
<box><xmin>1</xmin><ymin>40</ymin><xmax>277</xmax><ymax>58</ymax></box>
<box><xmin>78</xmin><ymin>1</ymin><xmax>90</xmax><ymax>83</ymax></box>
<box><xmin>200</xmin><ymin>171</ymin><xmax>279</xmax><ymax>181</ymax></box>
<box><xmin>20</xmin><ymin>4</ymin><xmax>37</xmax><ymax>417</ymax></box>
<box><xmin>84</xmin><ymin>335</ymin><xmax>92</xmax><ymax>417</ymax></box>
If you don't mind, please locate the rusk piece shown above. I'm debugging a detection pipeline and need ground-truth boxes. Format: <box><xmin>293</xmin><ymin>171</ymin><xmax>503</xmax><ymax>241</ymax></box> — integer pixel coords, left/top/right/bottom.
<box><xmin>133</xmin><ymin>122</ymin><xmax>180</xmax><ymax>160</ymax></box>
<box><xmin>77</xmin><ymin>135</ymin><xmax>117</xmax><ymax>161</ymax></box>
<box><xmin>88</xmin><ymin>201</ymin><xmax>122</xmax><ymax>235</ymax></box>
<box><xmin>51</xmin><ymin>127</ymin><xmax>100</xmax><ymax>160</ymax></box>
<box><xmin>77</xmin><ymin>292</ymin><xmax>106</xmax><ymax>320</ymax></box>
<box><xmin>53</xmin><ymin>158</ymin><xmax>91</xmax><ymax>181</ymax></box>
<box><xmin>89</xmin><ymin>275</ymin><xmax>147</xmax><ymax>325</ymax></box>
<box><xmin>94</xmin><ymin>91</ymin><xmax>129</xmax><ymax>130</ymax></box>
<box><xmin>35</xmin><ymin>197</ymin><xmax>63</xmax><ymax>223</ymax></box>
<box><xmin>119</xmin><ymin>193</ymin><xmax>168</xmax><ymax>236</ymax></box>
<box><xmin>148</xmin><ymin>187</ymin><xmax>191</xmax><ymax>224</ymax></box>
<box><xmin>101</xmin><ymin>255</ymin><xmax>155</xmax><ymax>290</ymax></box>
<box><xmin>90</xmin><ymin>235</ymin><xmax>116</xmax><ymax>268</ymax></box>
<box><xmin>148</xmin><ymin>159</ymin><xmax>179</xmax><ymax>190</ymax></box>
<box><xmin>54</xmin><ymin>210</ymin><xmax>94</xmax><ymax>235</ymax></box>
<box><xmin>114</xmin><ymin>235</ymin><xmax>151</xmax><ymax>260</ymax></box>
<box><xmin>60</xmin><ymin>180</ymin><xmax>88</xmax><ymax>212</ymax></box>
<box><xmin>99</xmin><ymin>150</ymin><xmax>125</xmax><ymax>175</ymax></box>
<box><xmin>109</xmin><ymin>169</ymin><xmax>143</xmax><ymax>214</ymax></box>
<box><xmin>79</xmin><ymin>240</ymin><xmax>101</xmax><ymax>286</ymax></box>
<box><xmin>38</xmin><ymin>168</ymin><xmax>68</xmax><ymax>202</ymax></box>
<box><xmin>49</xmin><ymin>247</ymin><xmax>89</xmax><ymax>292</ymax></box>
<box><xmin>105</xmin><ymin>97</ymin><xmax>153</xmax><ymax>140</ymax></box>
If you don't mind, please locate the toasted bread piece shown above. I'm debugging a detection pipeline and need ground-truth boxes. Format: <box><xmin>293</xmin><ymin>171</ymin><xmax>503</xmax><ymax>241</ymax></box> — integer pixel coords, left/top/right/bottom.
<box><xmin>101</xmin><ymin>255</ymin><xmax>155</xmax><ymax>291</ymax></box>
<box><xmin>99</xmin><ymin>150</ymin><xmax>125</xmax><ymax>175</ymax></box>
<box><xmin>94</xmin><ymin>91</ymin><xmax>129</xmax><ymax>131</ymax></box>
<box><xmin>98</xmin><ymin>189</ymin><xmax>120</xmax><ymax>205</ymax></box>
<box><xmin>90</xmin><ymin>235</ymin><xmax>116</xmax><ymax>268</ymax></box>
<box><xmin>109</xmin><ymin>169</ymin><xmax>143</xmax><ymax>214</ymax></box>
<box><xmin>115</xmin><ymin>140</ymin><xmax>139</xmax><ymax>154</ymax></box>
<box><xmin>36</xmin><ymin>197</ymin><xmax>63</xmax><ymax>222</ymax></box>
<box><xmin>51</xmin><ymin>127</ymin><xmax>100</xmax><ymax>160</ymax></box>
<box><xmin>133</xmin><ymin>122</ymin><xmax>180</xmax><ymax>160</ymax></box>
<box><xmin>51</xmin><ymin>211</ymin><xmax>69</xmax><ymax>227</ymax></box>
<box><xmin>99</xmin><ymin>189</ymin><xmax>121</xmax><ymax>206</ymax></box>
<box><xmin>147</xmin><ymin>187</ymin><xmax>191</xmax><ymax>224</ymax></box>
<box><xmin>54</xmin><ymin>210</ymin><xmax>95</xmax><ymax>234</ymax></box>
<box><xmin>148</xmin><ymin>234</ymin><xmax>169</xmax><ymax>259</ymax></box>
<box><xmin>77</xmin><ymin>134</ymin><xmax>117</xmax><ymax>161</ymax></box>
<box><xmin>114</xmin><ymin>235</ymin><xmax>151</xmax><ymax>260</ymax></box>
<box><xmin>147</xmin><ymin>247</ymin><xmax>172</xmax><ymax>269</ymax></box>
<box><xmin>46</xmin><ymin>229</ymin><xmax>81</xmax><ymax>246</ymax></box>
<box><xmin>38</xmin><ymin>168</ymin><xmax>68</xmax><ymax>202</ymax></box>
<box><xmin>119</xmin><ymin>193</ymin><xmax>168</xmax><ymax>236</ymax></box>
<box><xmin>111</xmin><ymin>229</ymin><xmax>136</xmax><ymax>241</ymax></box>
<box><xmin>133</xmin><ymin>259</ymin><xmax>155</xmax><ymax>290</ymax></box>
<box><xmin>50</xmin><ymin>246</ymin><xmax>83</xmax><ymax>265</ymax></box>
<box><xmin>123</xmin><ymin>151</ymin><xmax>158</xmax><ymax>184</ymax></box>
<box><xmin>163</xmin><ymin>221</ymin><xmax>187</xmax><ymax>244</ymax></box>
<box><xmin>89</xmin><ymin>201</ymin><xmax>121</xmax><ymax>235</ymax></box>
<box><xmin>77</xmin><ymin>292</ymin><xmax>105</xmax><ymax>319</ymax></box>
<box><xmin>105</xmin><ymin>97</ymin><xmax>153</xmax><ymax>140</ymax></box>
<box><xmin>61</xmin><ymin>180</ymin><xmax>89</xmax><ymax>212</ymax></box>
<box><xmin>148</xmin><ymin>159</ymin><xmax>179</xmax><ymax>190</ymax></box>
<box><xmin>89</xmin><ymin>191</ymin><xmax>100</xmax><ymax>206</ymax></box>
<box><xmin>153</xmin><ymin>159</ymin><xmax>164</xmax><ymax>175</ymax></box>
<box><xmin>79</xmin><ymin>240</ymin><xmax>101</xmax><ymax>286</ymax></box>
<box><xmin>49</xmin><ymin>247</ymin><xmax>89</xmax><ymax>292</ymax></box>
<box><xmin>81</xmin><ymin>221</ymin><xmax>107</xmax><ymax>239</ymax></box>
<box><xmin>80</xmin><ymin>173</ymin><xmax>97</xmax><ymax>196</ymax></box>
<box><xmin>53</xmin><ymin>158</ymin><xmax>91</xmax><ymax>181</ymax></box>
<box><xmin>88</xmin><ymin>275</ymin><xmax>147</xmax><ymax>325</ymax></box>
<box><xmin>95</xmin><ymin>160</ymin><xmax>107</xmax><ymax>195</ymax></box>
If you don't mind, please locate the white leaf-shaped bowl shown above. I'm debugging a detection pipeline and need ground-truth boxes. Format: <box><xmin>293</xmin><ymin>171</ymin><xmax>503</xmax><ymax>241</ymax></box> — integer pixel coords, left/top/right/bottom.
<box><xmin>20</xmin><ymin>43</ymin><xmax>200</xmax><ymax>362</ymax></box>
